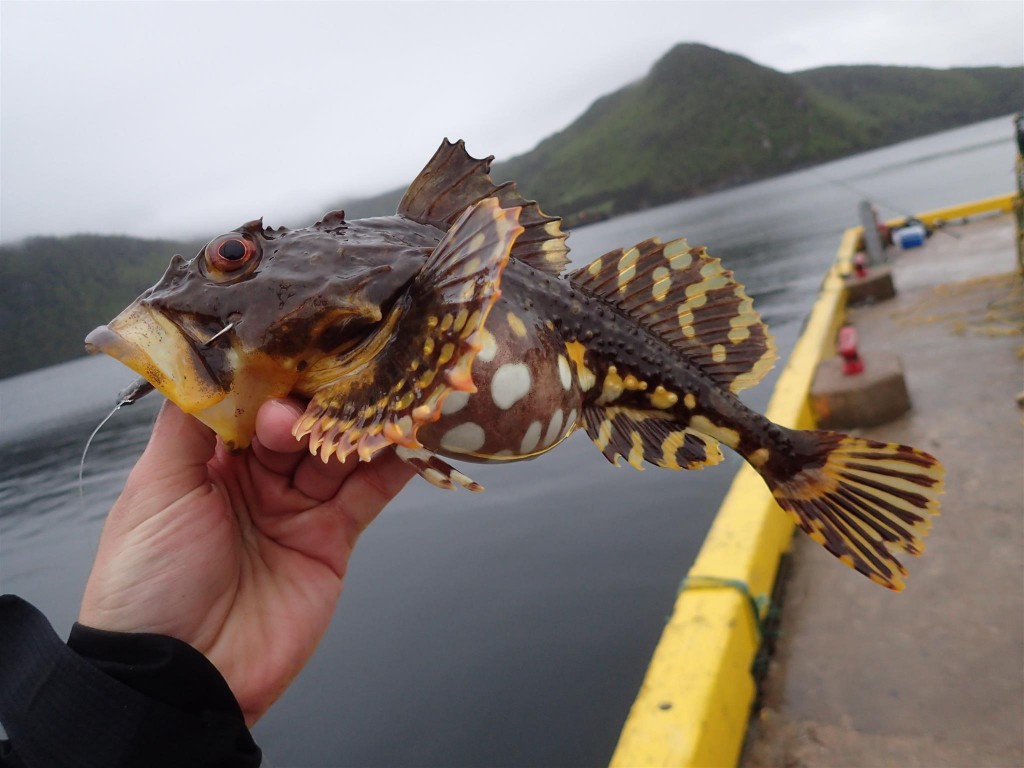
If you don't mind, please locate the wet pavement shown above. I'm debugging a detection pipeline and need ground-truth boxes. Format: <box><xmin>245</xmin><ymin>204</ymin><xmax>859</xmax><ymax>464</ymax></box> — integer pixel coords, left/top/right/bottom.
<box><xmin>742</xmin><ymin>213</ymin><xmax>1024</xmax><ymax>767</ymax></box>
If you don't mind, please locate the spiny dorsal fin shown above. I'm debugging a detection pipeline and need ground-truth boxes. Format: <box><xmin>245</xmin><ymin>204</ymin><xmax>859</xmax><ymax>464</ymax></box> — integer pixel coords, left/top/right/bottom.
<box><xmin>583</xmin><ymin>405</ymin><xmax>723</xmax><ymax>471</ymax></box>
<box><xmin>569</xmin><ymin>237</ymin><xmax>777</xmax><ymax>393</ymax></box>
<box><xmin>399</xmin><ymin>138</ymin><xmax>570</xmax><ymax>276</ymax></box>
<box><xmin>293</xmin><ymin>199</ymin><xmax>523</xmax><ymax>464</ymax></box>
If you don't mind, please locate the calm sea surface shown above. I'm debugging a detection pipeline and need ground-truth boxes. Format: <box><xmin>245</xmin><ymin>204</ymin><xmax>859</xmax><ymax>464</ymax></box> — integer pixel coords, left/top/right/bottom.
<box><xmin>0</xmin><ymin>116</ymin><xmax>1017</xmax><ymax>767</ymax></box>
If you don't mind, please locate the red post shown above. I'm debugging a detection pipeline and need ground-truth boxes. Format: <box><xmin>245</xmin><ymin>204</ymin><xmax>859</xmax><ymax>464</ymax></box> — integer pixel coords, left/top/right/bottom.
<box><xmin>838</xmin><ymin>325</ymin><xmax>864</xmax><ymax>375</ymax></box>
<box><xmin>853</xmin><ymin>252</ymin><xmax>868</xmax><ymax>278</ymax></box>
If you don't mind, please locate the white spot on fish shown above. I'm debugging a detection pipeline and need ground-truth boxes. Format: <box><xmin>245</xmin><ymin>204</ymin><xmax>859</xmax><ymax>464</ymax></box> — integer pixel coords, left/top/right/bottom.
<box><xmin>440</xmin><ymin>390</ymin><xmax>470</xmax><ymax>415</ymax></box>
<box><xmin>544</xmin><ymin>409</ymin><xmax>565</xmax><ymax>447</ymax></box>
<box><xmin>477</xmin><ymin>329</ymin><xmax>498</xmax><ymax>362</ymax></box>
<box><xmin>557</xmin><ymin>355</ymin><xmax>572</xmax><ymax>390</ymax></box>
<box><xmin>520</xmin><ymin>421</ymin><xmax>542</xmax><ymax>454</ymax></box>
<box><xmin>440</xmin><ymin>422</ymin><xmax>486</xmax><ymax>454</ymax></box>
<box><xmin>491</xmin><ymin>363</ymin><xmax>531</xmax><ymax>410</ymax></box>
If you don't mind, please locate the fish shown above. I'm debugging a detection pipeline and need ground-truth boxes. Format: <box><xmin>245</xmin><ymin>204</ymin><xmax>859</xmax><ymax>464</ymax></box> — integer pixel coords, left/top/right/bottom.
<box><xmin>86</xmin><ymin>139</ymin><xmax>944</xmax><ymax>590</ymax></box>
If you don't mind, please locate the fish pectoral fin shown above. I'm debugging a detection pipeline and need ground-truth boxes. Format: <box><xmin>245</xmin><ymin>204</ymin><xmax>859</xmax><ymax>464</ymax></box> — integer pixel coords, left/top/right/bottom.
<box><xmin>763</xmin><ymin>432</ymin><xmax>944</xmax><ymax>591</ymax></box>
<box><xmin>394</xmin><ymin>446</ymin><xmax>483</xmax><ymax>492</ymax></box>
<box><xmin>582</xmin><ymin>405</ymin><xmax>723</xmax><ymax>471</ymax></box>
<box><xmin>569</xmin><ymin>237</ymin><xmax>778</xmax><ymax>393</ymax></box>
<box><xmin>293</xmin><ymin>198</ymin><xmax>523</xmax><ymax>464</ymax></box>
<box><xmin>399</xmin><ymin>139</ymin><xmax>570</xmax><ymax>276</ymax></box>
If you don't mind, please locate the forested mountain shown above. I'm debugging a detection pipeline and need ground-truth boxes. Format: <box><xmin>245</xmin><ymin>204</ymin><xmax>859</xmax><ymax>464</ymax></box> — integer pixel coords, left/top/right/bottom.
<box><xmin>341</xmin><ymin>44</ymin><xmax>1020</xmax><ymax>224</ymax></box>
<box><xmin>0</xmin><ymin>235</ymin><xmax>200</xmax><ymax>377</ymax></box>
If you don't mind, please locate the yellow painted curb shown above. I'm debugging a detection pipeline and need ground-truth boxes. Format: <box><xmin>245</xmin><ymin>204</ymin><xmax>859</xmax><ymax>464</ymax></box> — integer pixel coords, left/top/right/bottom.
<box><xmin>892</xmin><ymin>193</ymin><xmax>1016</xmax><ymax>227</ymax></box>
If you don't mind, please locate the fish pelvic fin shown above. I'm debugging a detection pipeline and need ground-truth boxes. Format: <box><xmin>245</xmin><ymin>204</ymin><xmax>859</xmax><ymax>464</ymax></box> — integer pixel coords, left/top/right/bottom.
<box><xmin>762</xmin><ymin>431</ymin><xmax>944</xmax><ymax>591</ymax></box>
<box><xmin>568</xmin><ymin>237</ymin><xmax>777</xmax><ymax>394</ymax></box>
<box><xmin>400</xmin><ymin>138</ymin><xmax>570</xmax><ymax>276</ymax></box>
<box><xmin>393</xmin><ymin>446</ymin><xmax>483</xmax><ymax>492</ymax></box>
<box><xmin>582</xmin><ymin>405</ymin><xmax>723</xmax><ymax>471</ymax></box>
<box><xmin>294</xmin><ymin>198</ymin><xmax>523</xmax><ymax>464</ymax></box>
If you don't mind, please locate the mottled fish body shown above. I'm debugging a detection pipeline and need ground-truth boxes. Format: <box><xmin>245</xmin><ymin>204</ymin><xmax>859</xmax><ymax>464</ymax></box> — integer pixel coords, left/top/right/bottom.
<box><xmin>86</xmin><ymin>140</ymin><xmax>944</xmax><ymax>590</ymax></box>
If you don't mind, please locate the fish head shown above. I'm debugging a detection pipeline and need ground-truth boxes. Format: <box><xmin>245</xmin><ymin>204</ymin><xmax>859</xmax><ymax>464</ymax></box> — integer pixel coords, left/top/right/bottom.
<box><xmin>85</xmin><ymin>215</ymin><xmax>428</xmax><ymax>449</ymax></box>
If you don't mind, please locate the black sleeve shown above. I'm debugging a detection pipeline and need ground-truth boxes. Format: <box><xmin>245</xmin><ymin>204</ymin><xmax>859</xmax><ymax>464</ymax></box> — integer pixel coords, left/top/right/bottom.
<box><xmin>0</xmin><ymin>595</ymin><xmax>261</xmax><ymax>768</ymax></box>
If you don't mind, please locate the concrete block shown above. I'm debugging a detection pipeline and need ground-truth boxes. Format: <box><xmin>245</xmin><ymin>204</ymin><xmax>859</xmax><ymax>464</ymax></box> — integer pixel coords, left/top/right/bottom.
<box><xmin>843</xmin><ymin>268</ymin><xmax>896</xmax><ymax>306</ymax></box>
<box><xmin>810</xmin><ymin>351</ymin><xmax>911</xmax><ymax>429</ymax></box>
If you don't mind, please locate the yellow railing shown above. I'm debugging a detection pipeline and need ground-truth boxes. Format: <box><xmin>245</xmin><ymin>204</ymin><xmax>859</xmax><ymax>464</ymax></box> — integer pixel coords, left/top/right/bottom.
<box><xmin>609</xmin><ymin>193</ymin><xmax>1017</xmax><ymax>768</ymax></box>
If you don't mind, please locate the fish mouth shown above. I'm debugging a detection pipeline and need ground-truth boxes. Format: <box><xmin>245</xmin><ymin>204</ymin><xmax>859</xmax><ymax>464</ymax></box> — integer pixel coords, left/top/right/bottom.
<box><xmin>86</xmin><ymin>302</ymin><xmax>299</xmax><ymax>450</ymax></box>
<box><xmin>85</xmin><ymin>303</ymin><xmax>228</xmax><ymax>413</ymax></box>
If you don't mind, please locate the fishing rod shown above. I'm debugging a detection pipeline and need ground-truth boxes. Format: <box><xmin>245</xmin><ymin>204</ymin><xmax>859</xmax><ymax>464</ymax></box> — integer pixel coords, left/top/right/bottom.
<box><xmin>810</xmin><ymin>168</ymin><xmax>960</xmax><ymax>240</ymax></box>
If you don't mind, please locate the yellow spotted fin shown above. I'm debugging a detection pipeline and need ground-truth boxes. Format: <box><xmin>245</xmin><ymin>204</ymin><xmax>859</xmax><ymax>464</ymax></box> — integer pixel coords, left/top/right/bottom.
<box><xmin>583</xmin><ymin>406</ymin><xmax>723</xmax><ymax>471</ymax></box>
<box><xmin>293</xmin><ymin>198</ymin><xmax>523</xmax><ymax>465</ymax></box>
<box><xmin>569</xmin><ymin>236</ymin><xmax>777</xmax><ymax>394</ymax></box>
<box><xmin>762</xmin><ymin>432</ymin><xmax>943</xmax><ymax>591</ymax></box>
<box><xmin>399</xmin><ymin>138</ymin><xmax>570</xmax><ymax>276</ymax></box>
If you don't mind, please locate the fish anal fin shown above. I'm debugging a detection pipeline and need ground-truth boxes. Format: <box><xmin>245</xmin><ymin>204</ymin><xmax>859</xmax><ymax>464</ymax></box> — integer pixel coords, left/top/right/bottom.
<box><xmin>569</xmin><ymin>238</ymin><xmax>777</xmax><ymax>393</ymax></box>
<box><xmin>583</xmin><ymin>405</ymin><xmax>723</xmax><ymax>471</ymax></box>
<box><xmin>294</xmin><ymin>199</ymin><xmax>523</xmax><ymax>463</ymax></box>
<box><xmin>764</xmin><ymin>432</ymin><xmax>944</xmax><ymax>590</ymax></box>
<box><xmin>400</xmin><ymin>139</ymin><xmax>570</xmax><ymax>275</ymax></box>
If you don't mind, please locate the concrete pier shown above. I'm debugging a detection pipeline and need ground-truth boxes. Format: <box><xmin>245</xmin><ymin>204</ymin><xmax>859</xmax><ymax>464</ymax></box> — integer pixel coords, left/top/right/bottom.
<box><xmin>743</xmin><ymin>214</ymin><xmax>1024</xmax><ymax>767</ymax></box>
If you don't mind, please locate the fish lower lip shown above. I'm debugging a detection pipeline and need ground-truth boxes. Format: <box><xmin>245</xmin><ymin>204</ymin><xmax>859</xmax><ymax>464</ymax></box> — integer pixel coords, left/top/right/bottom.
<box><xmin>85</xmin><ymin>325</ymin><xmax>135</xmax><ymax>358</ymax></box>
<box><xmin>85</xmin><ymin>306</ymin><xmax>227</xmax><ymax>414</ymax></box>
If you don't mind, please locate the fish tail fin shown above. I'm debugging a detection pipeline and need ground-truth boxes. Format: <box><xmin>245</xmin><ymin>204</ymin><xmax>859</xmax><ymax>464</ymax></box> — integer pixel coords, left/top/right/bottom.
<box><xmin>761</xmin><ymin>431</ymin><xmax>943</xmax><ymax>591</ymax></box>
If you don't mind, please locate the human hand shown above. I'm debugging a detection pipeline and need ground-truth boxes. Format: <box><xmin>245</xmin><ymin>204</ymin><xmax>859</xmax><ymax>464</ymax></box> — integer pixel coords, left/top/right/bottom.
<box><xmin>79</xmin><ymin>398</ymin><xmax>415</xmax><ymax>725</ymax></box>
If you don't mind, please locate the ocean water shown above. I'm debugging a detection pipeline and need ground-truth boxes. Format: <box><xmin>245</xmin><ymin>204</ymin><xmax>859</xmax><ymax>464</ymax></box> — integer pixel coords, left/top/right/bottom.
<box><xmin>0</xmin><ymin>115</ymin><xmax>1017</xmax><ymax>767</ymax></box>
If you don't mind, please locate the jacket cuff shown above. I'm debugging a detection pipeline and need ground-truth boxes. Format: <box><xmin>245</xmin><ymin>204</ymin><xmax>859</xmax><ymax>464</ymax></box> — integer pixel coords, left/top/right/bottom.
<box><xmin>0</xmin><ymin>595</ymin><xmax>261</xmax><ymax>768</ymax></box>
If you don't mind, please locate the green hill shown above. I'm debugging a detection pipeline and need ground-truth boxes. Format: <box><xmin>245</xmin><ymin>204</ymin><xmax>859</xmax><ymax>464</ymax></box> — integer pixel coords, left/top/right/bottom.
<box><xmin>793</xmin><ymin>64</ymin><xmax>1022</xmax><ymax>146</ymax></box>
<box><xmin>493</xmin><ymin>44</ymin><xmax>860</xmax><ymax>223</ymax></box>
<box><xmin>343</xmin><ymin>44</ymin><xmax>1021</xmax><ymax>225</ymax></box>
<box><xmin>0</xmin><ymin>235</ymin><xmax>200</xmax><ymax>377</ymax></box>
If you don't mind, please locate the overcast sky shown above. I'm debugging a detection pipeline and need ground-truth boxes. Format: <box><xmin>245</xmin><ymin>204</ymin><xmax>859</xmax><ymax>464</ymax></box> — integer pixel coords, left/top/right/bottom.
<box><xmin>2</xmin><ymin>1</ymin><xmax>1021</xmax><ymax>243</ymax></box>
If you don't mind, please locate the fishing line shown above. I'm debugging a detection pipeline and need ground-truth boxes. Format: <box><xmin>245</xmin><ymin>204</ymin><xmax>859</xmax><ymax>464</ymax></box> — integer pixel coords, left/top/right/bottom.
<box><xmin>78</xmin><ymin>377</ymin><xmax>155</xmax><ymax>507</ymax></box>
<box><xmin>809</xmin><ymin>168</ymin><xmax>960</xmax><ymax>239</ymax></box>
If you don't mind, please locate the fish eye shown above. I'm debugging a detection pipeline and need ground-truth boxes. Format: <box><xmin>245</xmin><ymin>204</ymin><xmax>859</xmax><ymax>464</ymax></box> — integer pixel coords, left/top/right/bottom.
<box><xmin>204</xmin><ymin>234</ymin><xmax>261</xmax><ymax>276</ymax></box>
